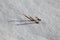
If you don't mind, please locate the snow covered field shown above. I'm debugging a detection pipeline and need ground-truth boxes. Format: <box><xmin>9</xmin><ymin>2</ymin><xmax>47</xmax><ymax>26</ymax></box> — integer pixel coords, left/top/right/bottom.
<box><xmin>0</xmin><ymin>0</ymin><xmax>60</xmax><ymax>40</ymax></box>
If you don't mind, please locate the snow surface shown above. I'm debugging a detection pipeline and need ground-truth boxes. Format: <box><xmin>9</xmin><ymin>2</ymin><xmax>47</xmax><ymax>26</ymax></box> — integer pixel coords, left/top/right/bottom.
<box><xmin>0</xmin><ymin>0</ymin><xmax>60</xmax><ymax>40</ymax></box>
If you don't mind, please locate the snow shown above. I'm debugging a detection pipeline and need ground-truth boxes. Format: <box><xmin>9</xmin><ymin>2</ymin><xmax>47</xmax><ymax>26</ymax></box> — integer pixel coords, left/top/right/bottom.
<box><xmin>0</xmin><ymin>0</ymin><xmax>60</xmax><ymax>40</ymax></box>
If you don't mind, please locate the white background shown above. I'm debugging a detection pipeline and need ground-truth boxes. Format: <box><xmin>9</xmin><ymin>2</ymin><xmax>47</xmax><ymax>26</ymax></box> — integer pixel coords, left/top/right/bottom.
<box><xmin>0</xmin><ymin>0</ymin><xmax>60</xmax><ymax>40</ymax></box>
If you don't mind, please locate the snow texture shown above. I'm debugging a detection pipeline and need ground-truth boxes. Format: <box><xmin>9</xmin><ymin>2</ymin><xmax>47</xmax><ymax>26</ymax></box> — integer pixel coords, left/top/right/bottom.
<box><xmin>0</xmin><ymin>0</ymin><xmax>60</xmax><ymax>40</ymax></box>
